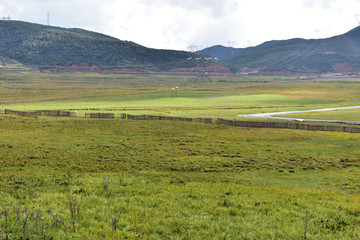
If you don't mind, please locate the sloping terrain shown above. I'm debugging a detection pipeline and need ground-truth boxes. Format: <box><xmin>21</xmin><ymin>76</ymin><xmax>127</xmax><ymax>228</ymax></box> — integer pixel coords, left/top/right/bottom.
<box><xmin>0</xmin><ymin>20</ymin><xmax>196</xmax><ymax>71</ymax></box>
<box><xmin>196</xmin><ymin>41</ymin><xmax>279</xmax><ymax>60</ymax></box>
<box><xmin>3</xmin><ymin>20</ymin><xmax>360</xmax><ymax>74</ymax></box>
<box><xmin>195</xmin><ymin>45</ymin><xmax>246</xmax><ymax>59</ymax></box>
<box><xmin>220</xmin><ymin>27</ymin><xmax>360</xmax><ymax>73</ymax></box>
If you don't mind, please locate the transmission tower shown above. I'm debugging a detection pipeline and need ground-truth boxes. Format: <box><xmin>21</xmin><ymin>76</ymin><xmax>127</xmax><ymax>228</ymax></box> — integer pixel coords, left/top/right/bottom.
<box><xmin>314</xmin><ymin>28</ymin><xmax>330</xmax><ymax>38</ymax></box>
<box><xmin>228</xmin><ymin>41</ymin><xmax>235</xmax><ymax>56</ymax></box>
<box><xmin>195</xmin><ymin>57</ymin><xmax>211</xmax><ymax>82</ymax></box>
<box><xmin>355</xmin><ymin>14</ymin><xmax>360</xmax><ymax>26</ymax></box>
<box><xmin>187</xmin><ymin>44</ymin><xmax>199</xmax><ymax>52</ymax></box>
<box><xmin>47</xmin><ymin>12</ymin><xmax>50</xmax><ymax>26</ymax></box>
<box><xmin>247</xmin><ymin>40</ymin><xmax>254</xmax><ymax>47</ymax></box>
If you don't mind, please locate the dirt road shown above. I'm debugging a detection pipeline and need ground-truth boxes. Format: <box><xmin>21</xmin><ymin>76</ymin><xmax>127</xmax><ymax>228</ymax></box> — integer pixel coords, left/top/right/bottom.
<box><xmin>238</xmin><ymin>105</ymin><xmax>360</xmax><ymax>125</ymax></box>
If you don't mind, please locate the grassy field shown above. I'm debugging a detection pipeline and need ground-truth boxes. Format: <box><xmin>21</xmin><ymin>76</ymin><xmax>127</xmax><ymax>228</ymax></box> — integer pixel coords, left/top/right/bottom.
<box><xmin>0</xmin><ymin>72</ymin><xmax>360</xmax><ymax>239</ymax></box>
<box><xmin>281</xmin><ymin>108</ymin><xmax>360</xmax><ymax>121</ymax></box>
<box><xmin>1</xmin><ymin>72</ymin><xmax>360</xmax><ymax>119</ymax></box>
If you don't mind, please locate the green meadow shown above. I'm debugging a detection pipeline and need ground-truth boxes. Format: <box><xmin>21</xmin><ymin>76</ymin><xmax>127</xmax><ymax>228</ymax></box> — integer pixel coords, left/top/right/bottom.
<box><xmin>0</xmin><ymin>72</ymin><xmax>360</xmax><ymax>239</ymax></box>
<box><xmin>1</xmin><ymin>72</ymin><xmax>359</xmax><ymax>118</ymax></box>
<box><xmin>282</xmin><ymin>108</ymin><xmax>360</xmax><ymax>122</ymax></box>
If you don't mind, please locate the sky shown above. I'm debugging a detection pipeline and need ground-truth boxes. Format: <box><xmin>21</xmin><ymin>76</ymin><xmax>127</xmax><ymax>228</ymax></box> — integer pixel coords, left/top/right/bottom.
<box><xmin>0</xmin><ymin>0</ymin><xmax>360</xmax><ymax>51</ymax></box>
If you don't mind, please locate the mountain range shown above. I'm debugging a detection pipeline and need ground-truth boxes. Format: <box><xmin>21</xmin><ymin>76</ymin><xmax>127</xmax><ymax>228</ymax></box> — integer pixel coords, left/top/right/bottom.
<box><xmin>2</xmin><ymin>20</ymin><xmax>360</xmax><ymax>74</ymax></box>
<box><xmin>195</xmin><ymin>45</ymin><xmax>246</xmax><ymax>60</ymax></box>
<box><xmin>199</xmin><ymin>27</ymin><xmax>360</xmax><ymax>74</ymax></box>
<box><xmin>0</xmin><ymin>20</ymin><xmax>197</xmax><ymax>71</ymax></box>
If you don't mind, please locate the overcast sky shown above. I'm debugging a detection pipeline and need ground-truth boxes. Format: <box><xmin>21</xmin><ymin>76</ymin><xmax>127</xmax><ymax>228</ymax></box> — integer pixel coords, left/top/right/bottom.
<box><xmin>0</xmin><ymin>0</ymin><xmax>360</xmax><ymax>51</ymax></box>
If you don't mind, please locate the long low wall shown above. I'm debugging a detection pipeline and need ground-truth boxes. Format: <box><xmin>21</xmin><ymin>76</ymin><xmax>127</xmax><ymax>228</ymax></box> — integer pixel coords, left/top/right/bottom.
<box><xmin>85</xmin><ymin>113</ymin><xmax>115</xmax><ymax>119</ymax></box>
<box><xmin>2</xmin><ymin>109</ymin><xmax>360</xmax><ymax>133</ymax></box>
<box><xmin>216</xmin><ymin>118</ymin><xmax>360</xmax><ymax>133</ymax></box>
<box><xmin>122</xmin><ymin>114</ymin><xmax>360</xmax><ymax>133</ymax></box>
<box><xmin>4</xmin><ymin>109</ymin><xmax>76</xmax><ymax>117</ymax></box>
<box><xmin>124</xmin><ymin>114</ymin><xmax>212</xmax><ymax>123</ymax></box>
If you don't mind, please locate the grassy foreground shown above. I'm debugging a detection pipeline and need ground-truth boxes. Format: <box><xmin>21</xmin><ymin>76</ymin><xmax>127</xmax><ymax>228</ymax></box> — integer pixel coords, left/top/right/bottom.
<box><xmin>0</xmin><ymin>115</ymin><xmax>360</xmax><ymax>239</ymax></box>
<box><xmin>1</xmin><ymin>72</ymin><xmax>360</xmax><ymax>239</ymax></box>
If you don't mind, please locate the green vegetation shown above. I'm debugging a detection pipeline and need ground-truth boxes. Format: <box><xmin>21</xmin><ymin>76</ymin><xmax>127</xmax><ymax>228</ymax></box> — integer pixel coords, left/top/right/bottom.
<box><xmin>0</xmin><ymin>21</ymin><xmax>196</xmax><ymax>70</ymax></box>
<box><xmin>3</xmin><ymin>20</ymin><xmax>360</xmax><ymax>75</ymax></box>
<box><xmin>220</xmin><ymin>26</ymin><xmax>360</xmax><ymax>73</ymax></box>
<box><xmin>1</xmin><ymin>71</ymin><xmax>360</xmax><ymax>239</ymax></box>
<box><xmin>282</xmin><ymin>108</ymin><xmax>360</xmax><ymax>121</ymax></box>
<box><xmin>196</xmin><ymin>45</ymin><xmax>246</xmax><ymax>60</ymax></box>
<box><xmin>1</xmin><ymin>115</ymin><xmax>360</xmax><ymax>239</ymax></box>
<box><xmin>1</xmin><ymin>72</ymin><xmax>360</xmax><ymax>119</ymax></box>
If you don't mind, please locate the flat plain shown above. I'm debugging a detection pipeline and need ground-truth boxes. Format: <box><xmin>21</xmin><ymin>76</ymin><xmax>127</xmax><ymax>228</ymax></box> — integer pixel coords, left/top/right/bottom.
<box><xmin>0</xmin><ymin>71</ymin><xmax>360</xmax><ymax>239</ymax></box>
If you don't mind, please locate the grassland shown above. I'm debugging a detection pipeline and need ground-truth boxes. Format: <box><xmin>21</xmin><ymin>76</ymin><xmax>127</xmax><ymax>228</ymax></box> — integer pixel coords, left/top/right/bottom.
<box><xmin>0</xmin><ymin>72</ymin><xmax>360</xmax><ymax>239</ymax></box>
<box><xmin>281</xmin><ymin>108</ymin><xmax>360</xmax><ymax>122</ymax></box>
<box><xmin>1</xmin><ymin>72</ymin><xmax>360</xmax><ymax>119</ymax></box>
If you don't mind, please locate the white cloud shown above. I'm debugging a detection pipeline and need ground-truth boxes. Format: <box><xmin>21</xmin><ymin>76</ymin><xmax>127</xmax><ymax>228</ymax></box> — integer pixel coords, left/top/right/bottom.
<box><xmin>302</xmin><ymin>0</ymin><xmax>338</xmax><ymax>9</ymax></box>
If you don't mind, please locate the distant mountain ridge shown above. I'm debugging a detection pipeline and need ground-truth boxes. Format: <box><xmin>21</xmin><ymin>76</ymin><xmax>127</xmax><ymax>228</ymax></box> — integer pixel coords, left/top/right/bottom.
<box><xmin>218</xmin><ymin>27</ymin><xmax>360</xmax><ymax>74</ymax></box>
<box><xmin>195</xmin><ymin>45</ymin><xmax>245</xmax><ymax>60</ymax></box>
<box><xmin>195</xmin><ymin>41</ymin><xmax>279</xmax><ymax>60</ymax></box>
<box><xmin>3</xmin><ymin>20</ymin><xmax>360</xmax><ymax>74</ymax></box>
<box><xmin>0</xmin><ymin>20</ymin><xmax>197</xmax><ymax>71</ymax></box>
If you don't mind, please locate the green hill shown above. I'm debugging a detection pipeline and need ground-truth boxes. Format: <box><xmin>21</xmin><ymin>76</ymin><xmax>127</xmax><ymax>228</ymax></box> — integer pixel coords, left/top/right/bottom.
<box><xmin>220</xmin><ymin>27</ymin><xmax>360</xmax><ymax>74</ymax></box>
<box><xmin>0</xmin><ymin>20</ymin><xmax>196</xmax><ymax>70</ymax></box>
<box><xmin>195</xmin><ymin>45</ymin><xmax>246</xmax><ymax>60</ymax></box>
